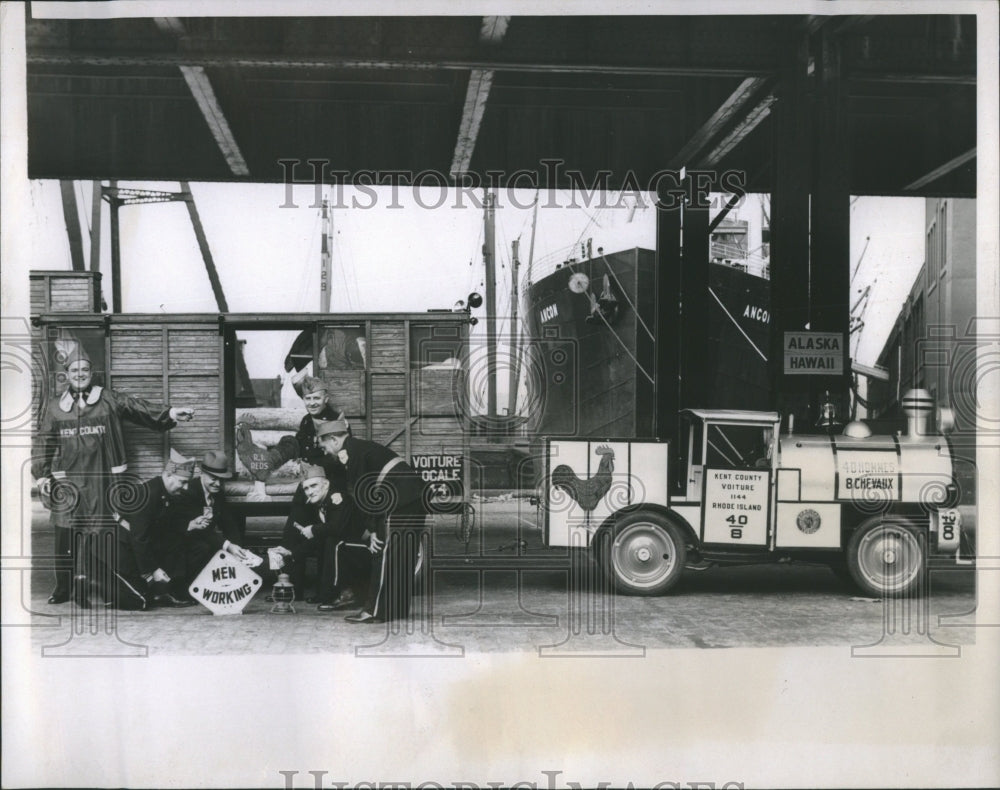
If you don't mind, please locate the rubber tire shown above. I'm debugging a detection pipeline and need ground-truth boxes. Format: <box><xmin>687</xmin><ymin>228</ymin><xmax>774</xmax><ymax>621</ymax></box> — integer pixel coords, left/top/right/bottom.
<box><xmin>846</xmin><ymin>518</ymin><xmax>926</xmax><ymax>598</ymax></box>
<box><xmin>604</xmin><ymin>511</ymin><xmax>687</xmax><ymax>596</ymax></box>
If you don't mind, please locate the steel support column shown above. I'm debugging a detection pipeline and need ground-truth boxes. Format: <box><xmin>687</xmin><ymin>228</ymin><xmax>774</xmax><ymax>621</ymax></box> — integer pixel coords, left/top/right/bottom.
<box><xmin>768</xmin><ymin>34</ymin><xmax>812</xmax><ymax>427</ymax></box>
<box><xmin>680</xmin><ymin>200</ymin><xmax>711</xmax><ymax>410</ymax></box>
<box><xmin>654</xmin><ymin>200</ymin><xmax>682</xmax><ymax>446</ymax></box>
<box><xmin>108</xmin><ymin>180</ymin><xmax>122</xmax><ymax>313</ymax></box>
<box><xmin>810</xmin><ymin>28</ymin><xmax>852</xmax><ymax>417</ymax></box>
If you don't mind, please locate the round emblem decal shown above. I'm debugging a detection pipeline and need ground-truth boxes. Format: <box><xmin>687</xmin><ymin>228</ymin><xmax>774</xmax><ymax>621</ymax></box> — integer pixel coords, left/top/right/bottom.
<box><xmin>796</xmin><ymin>508</ymin><xmax>822</xmax><ymax>534</ymax></box>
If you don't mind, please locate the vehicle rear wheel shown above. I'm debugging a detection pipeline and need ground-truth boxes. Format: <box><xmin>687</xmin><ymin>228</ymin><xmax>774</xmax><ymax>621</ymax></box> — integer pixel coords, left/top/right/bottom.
<box><xmin>846</xmin><ymin>519</ymin><xmax>926</xmax><ymax>597</ymax></box>
<box><xmin>605</xmin><ymin>511</ymin><xmax>687</xmax><ymax>596</ymax></box>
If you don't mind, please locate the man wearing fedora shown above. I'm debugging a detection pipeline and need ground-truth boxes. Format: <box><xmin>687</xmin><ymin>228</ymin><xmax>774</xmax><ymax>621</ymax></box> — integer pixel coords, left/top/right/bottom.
<box><xmin>32</xmin><ymin>345</ymin><xmax>195</xmax><ymax>609</ymax></box>
<box><xmin>315</xmin><ymin>419</ymin><xmax>428</xmax><ymax>624</ymax></box>
<box><xmin>177</xmin><ymin>450</ymin><xmax>252</xmax><ymax>568</ymax></box>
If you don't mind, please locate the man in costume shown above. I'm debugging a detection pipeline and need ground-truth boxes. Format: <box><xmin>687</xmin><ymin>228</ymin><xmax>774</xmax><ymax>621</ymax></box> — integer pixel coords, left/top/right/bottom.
<box><xmin>32</xmin><ymin>346</ymin><xmax>194</xmax><ymax>608</ymax></box>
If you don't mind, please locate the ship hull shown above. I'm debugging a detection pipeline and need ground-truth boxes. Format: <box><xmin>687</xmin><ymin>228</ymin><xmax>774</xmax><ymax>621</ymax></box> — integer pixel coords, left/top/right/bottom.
<box><xmin>524</xmin><ymin>249</ymin><xmax>770</xmax><ymax>441</ymax></box>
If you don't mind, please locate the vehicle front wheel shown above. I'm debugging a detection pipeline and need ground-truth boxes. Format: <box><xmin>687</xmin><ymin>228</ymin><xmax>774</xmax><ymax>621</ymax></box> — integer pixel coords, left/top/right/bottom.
<box><xmin>846</xmin><ymin>519</ymin><xmax>926</xmax><ymax>597</ymax></box>
<box><xmin>603</xmin><ymin>511</ymin><xmax>687</xmax><ymax>596</ymax></box>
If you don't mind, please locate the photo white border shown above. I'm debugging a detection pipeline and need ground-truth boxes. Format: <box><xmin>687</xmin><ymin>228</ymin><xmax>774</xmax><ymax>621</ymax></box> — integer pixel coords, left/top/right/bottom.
<box><xmin>3</xmin><ymin>1</ymin><xmax>998</xmax><ymax>787</ymax></box>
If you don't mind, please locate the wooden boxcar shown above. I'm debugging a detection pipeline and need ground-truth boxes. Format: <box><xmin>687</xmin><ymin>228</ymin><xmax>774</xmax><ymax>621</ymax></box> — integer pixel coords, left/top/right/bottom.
<box><xmin>30</xmin><ymin>270</ymin><xmax>473</xmax><ymax>529</ymax></box>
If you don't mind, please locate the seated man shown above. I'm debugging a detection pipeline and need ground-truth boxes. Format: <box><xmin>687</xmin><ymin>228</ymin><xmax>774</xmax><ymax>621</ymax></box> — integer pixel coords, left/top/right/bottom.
<box><xmin>121</xmin><ymin>449</ymin><xmax>214</xmax><ymax>608</ymax></box>
<box><xmin>176</xmin><ymin>450</ymin><xmax>250</xmax><ymax>571</ymax></box>
<box><xmin>278</xmin><ymin>463</ymin><xmax>368</xmax><ymax>610</ymax></box>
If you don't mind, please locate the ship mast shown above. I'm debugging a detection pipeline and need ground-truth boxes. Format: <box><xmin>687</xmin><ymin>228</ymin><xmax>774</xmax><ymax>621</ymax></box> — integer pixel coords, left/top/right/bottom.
<box><xmin>320</xmin><ymin>197</ymin><xmax>332</xmax><ymax>312</ymax></box>
<box><xmin>483</xmin><ymin>189</ymin><xmax>498</xmax><ymax>419</ymax></box>
<box><xmin>507</xmin><ymin>238</ymin><xmax>520</xmax><ymax>416</ymax></box>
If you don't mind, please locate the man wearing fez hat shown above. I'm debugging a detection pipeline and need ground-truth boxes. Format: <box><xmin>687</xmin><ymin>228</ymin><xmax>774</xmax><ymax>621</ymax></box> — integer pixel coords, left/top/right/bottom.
<box><xmin>274</xmin><ymin>462</ymin><xmax>367</xmax><ymax>608</ymax></box>
<box><xmin>116</xmin><ymin>449</ymin><xmax>201</xmax><ymax>608</ymax></box>
<box><xmin>296</xmin><ymin>375</ymin><xmax>349</xmax><ymax>465</ymax></box>
<box><xmin>315</xmin><ymin>418</ymin><xmax>428</xmax><ymax>624</ymax></box>
<box><xmin>232</xmin><ymin>373</ymin><xmax>347</xmax><ymax>494</ymax></box>
<box><xmin>32</xmin><ymin>344</ymin><xmax>195</xmax><ymax>608</ymax></box>
<box><xmin>176</xmin><ymin>450</ymin><xmax>252</xmax><ymax>570</ymax></box>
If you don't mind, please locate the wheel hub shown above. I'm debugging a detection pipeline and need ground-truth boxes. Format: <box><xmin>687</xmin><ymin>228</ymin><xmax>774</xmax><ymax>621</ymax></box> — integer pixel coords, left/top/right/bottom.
<box><xmin>854</xmin><ymin>524</ymin><xmax>923</xmax><ymax>594</ymax></box>
<box><xmin>610</xmin><ymin>521</ymin><xmax>681</xmax><ymax>591</ymax></box>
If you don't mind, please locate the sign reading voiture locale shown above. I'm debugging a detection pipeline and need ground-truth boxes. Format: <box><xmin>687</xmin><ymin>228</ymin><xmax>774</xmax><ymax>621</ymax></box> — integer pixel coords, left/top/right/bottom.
<box><xmin>783</xmin><ymin>332</ymin><xmax>844</xmax><ymax>375</ymax></box>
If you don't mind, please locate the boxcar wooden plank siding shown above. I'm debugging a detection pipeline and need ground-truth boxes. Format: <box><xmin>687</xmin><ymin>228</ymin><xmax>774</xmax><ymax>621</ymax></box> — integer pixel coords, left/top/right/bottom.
<box><xmin>109</xmin><ymin>374</ymin><xmax>165</xmax><ymax>399</ymax></box>
<box><xmin>369</xmin><ymin>323</ymin><xmax>406</xmax><ymax>370</ymax></box>
<box><xmin>411</xmin><ymin>415</ymin><xmax>464</xmax><ymax>438</ymax></box>
<box><xmin>371</xmin><ymin>378</ymin><xmax>406</xmax><ymax>410</ymax></box>
<box><xmin>111</xmin><ymin>328</ymin><xmax>163</xmax><ymax>371</ymax></box>
<box><xmin>119</xmin><ymin>438</ymin><xmax>166</xmax><ymax>482</ymax></box>
<box><xmin>412</xmin><ymin>369</ymin><xmax>459</xmax><ymax>416</ymax></box>
<box><xmin>29</xmin><ymin>280</ymin><xmax>47</xmax><ymax>313</ymax></box>
<box><xmin>167</xmin><ymin>329</ymin><xmax>219</xmax><ymax>372</ymax></box>
<box><xmin>320</xmin><ymin>370</ymin><xmax>366</xmax><ymax>416</ymax></box>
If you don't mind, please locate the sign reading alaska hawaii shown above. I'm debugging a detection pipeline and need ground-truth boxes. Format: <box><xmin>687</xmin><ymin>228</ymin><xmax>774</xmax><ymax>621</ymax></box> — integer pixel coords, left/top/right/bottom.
<box><xmin>783</xmin><ymin>332</ymin><xmax>845</xmax><ymax>375</ymax></box>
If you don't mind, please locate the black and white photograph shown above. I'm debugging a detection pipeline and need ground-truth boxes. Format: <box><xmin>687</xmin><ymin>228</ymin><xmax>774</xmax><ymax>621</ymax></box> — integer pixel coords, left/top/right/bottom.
<box><xmin>1</xmin><ymin>1</ymin><xmax>998</xmax><ymax>787</ymax></box>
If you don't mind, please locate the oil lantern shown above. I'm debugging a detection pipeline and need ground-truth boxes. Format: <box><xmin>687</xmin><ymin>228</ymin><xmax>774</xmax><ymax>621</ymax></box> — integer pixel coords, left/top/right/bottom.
<box><xmin>270</xmin><ymin>573</ymin><xmax>295</xmax><ymax>614</ymax></box>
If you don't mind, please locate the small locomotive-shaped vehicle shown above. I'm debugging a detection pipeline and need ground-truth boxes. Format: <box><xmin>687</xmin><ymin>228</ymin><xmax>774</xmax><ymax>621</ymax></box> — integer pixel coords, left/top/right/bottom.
<box><xmin>541</xmin><ymin>389</ymin><xmax>967</xmax><ymax>597</ymax></box>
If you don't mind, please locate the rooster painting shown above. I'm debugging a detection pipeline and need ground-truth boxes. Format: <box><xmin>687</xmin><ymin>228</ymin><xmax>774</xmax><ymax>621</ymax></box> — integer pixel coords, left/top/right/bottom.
<box><xmin>550</xmin><ymin>445</ymin><xmax>616</xmax><ymax>515</ymax></box>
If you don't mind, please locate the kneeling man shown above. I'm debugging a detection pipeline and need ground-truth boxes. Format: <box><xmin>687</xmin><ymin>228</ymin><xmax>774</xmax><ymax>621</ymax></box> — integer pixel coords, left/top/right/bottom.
<box><xmin>280</xmin><ymin>463</ymin><xmax>368</xmax><ymax>610</ymax></box>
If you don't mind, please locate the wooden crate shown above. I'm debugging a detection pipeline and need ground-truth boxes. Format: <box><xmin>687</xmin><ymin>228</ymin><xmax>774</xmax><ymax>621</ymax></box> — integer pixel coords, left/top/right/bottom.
<box><xmin>30</xmin><ymin>271</ymin><xmax>102</xmax><ymax>313</ymax></box>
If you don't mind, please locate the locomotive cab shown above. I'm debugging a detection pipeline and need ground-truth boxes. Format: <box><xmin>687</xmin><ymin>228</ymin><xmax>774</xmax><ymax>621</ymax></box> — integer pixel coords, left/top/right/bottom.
<box><xmin>677</xmin><ymin>409</ymin><xmax>779</xmax><ymax>501</ymax></box>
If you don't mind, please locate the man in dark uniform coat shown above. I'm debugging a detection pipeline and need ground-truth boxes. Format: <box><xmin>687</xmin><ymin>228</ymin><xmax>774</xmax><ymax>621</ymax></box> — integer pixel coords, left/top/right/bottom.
<box><xmin>175</xmin><ymin>450</ymin><xmax>251</xmax><ymax>572</ymax></box>
<box><xmin>32</xmin><ymin>346</ymin><xmax>194</xmax><ymax>607</ymax></box>
<box><xmin>119</xmin><ymin>449</ymin><xmax>203</xmax><ymax>608</ymax></box>
<box><xmin>315</xmin><ymin>419</ymin><xmax>428</xmax><ymax>623</ymax></box>
<box><xmin>277</xmin><ymin>463</ymin><xmax>368</xmax><ymax>608</ymax></box>
<box><xmin>295</xmin><ymin>375</ymin><xmax>347</xmax><ymax>468</ymax></box>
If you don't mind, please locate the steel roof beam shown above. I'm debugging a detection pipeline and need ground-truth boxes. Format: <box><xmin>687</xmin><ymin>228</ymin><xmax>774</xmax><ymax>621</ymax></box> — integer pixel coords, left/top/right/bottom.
<box><xmin>668</xmin><ymin>76</ymin><xmax>769</xmax><ymax>170</ymax></box>
<box><xmin>696</xmin><ymin>94</ymin><xmax>776</xmax><ymax>169</ymax></box>
<box><xmin>904</xmin><ymin>147</ymin><xmax>976</xmax><ymax>191</ymax></box>
<box><xmin>26</xmin><ymin>49</ymin><xmax>771</xmax><ymax>79</ymax></box>
<box><xmin>179</xmin><ymin>65</ymin><xmax>251</xmax><ymax>177</ymax></box>
<box><xmin>450</xmin><ymin>16</ymin><xmax>509</xmax><ymax>177</ymax></box>
<box><xmin>151</xmin><ymin>17</ymin><xmax>250</xmax><ymax>178</ymax></box>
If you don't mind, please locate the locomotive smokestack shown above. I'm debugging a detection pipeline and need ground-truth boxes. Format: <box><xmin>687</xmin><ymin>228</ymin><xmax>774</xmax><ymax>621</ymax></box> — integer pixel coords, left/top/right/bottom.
<box><xmin>901</xmin><ymin>388</ymin><xmax>934</xmax><ymax>441</ymax></box>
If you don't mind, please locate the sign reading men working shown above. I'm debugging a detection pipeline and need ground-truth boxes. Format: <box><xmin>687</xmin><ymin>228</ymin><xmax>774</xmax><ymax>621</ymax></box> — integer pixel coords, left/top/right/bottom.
<box><xmin>783</xmin><ymin>332</ymin><xmax>844</xmax><ymax>375</ymax></box>
<box><xmin>703</xmin><ymin>469</ymin><xmax>769</xmax><ymax>545</ymax></box>
<box><xmin>836</xmin><ymin>449</ymin><xmax>901</xmax><ymax>503</ymax></box>
<box><xmin>189</xmin><ymin>552</ymin><xmax>263</xmax><ymax>615</ymax></box>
